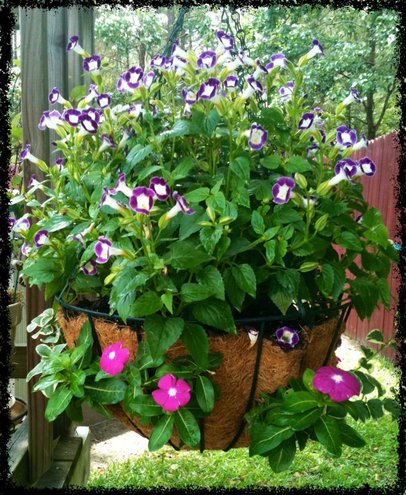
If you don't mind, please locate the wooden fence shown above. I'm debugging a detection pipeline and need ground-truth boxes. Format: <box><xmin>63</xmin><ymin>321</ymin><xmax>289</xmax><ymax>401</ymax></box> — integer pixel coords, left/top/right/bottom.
<box><xmin>346</xmin><ymin>131</ymin><xmax>400</xmax><ymax>360</ymax></box>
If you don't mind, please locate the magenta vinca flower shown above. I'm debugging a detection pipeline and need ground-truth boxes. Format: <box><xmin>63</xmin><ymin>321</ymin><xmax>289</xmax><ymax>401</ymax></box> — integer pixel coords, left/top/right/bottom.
<box><xmin>343</xmin><ymin>87</ymin><xmax>361</xmax><ymax>106</ymax></box>
<box><xmin>83</xmin><ymin>54</ymin><xmax>101</xmax><ymax>73</ymax></box>
<box><xmin>63</xmin><ymin>108</ymin><xmax>82</xmax><ymax>127</ymax></box>
<box><xmin>298</xmin><ymin>112</ymin><xmax>315</xmax><ymax>131</ymax></box>
<box><xmin>328</xmin><ymin>159</ymin><xmax>358</xmax><ymax>186</ymax></box>
<box><xmin>272</xmin><ymin>177</ymin><xmax>296</xmax><ymax>204</ymax></box>
<box><xmin>197</xmin><ymin>50</ymin><xmax>217</xmax><ymax>70</ymax></box>
<box><xmin>336</xmin><ymin>125</ymin><xmax>357</xmax><ymax>148</ymax></box>
<box><xmin>94</xmin><ymin>236</ymin><xmax>125</xmax><ymax>264</ymax></box>
<box><xmin>34</xmin><ymin>229</ymin><xmax>51</xmax><ymax>248</ymax></box>
<box><xmin>152</xmin><ymin>374</ymin><xmax>191</xmax><ymax>412</ymax></box>
<box><xmin>313</xmin><ymin>366</ymin><xmax>360</xmax><ymax>402</ymax></box>
<box><xmin>129</xmin><ymin>187</ymin><xmax>155</xmax><ymax>215</ymax></box>
<box><xmin>100</xmin><ymin>341</ymin><xmax>130</xmax><ymax>376</ymax></box>
<box><xmin>80</xmin><ymin>260</ymin><xmax>97</xmax><ymax>276</ymax></box>
<box><xmin>275</xmin><ymin>326</ymin><xmax>299</xmax><ymax>350</ymax></box>
<box><xmin>66</xmin><ymin>35</ymin><xmax>86</xmax><ymax>55</ymax></box>
<box><xmin>248</xmin><ymin>123</ymin><xmax>268</xmax><ymax>150</ymax></box>
<box><xmin>149</xmin><ymin>177</ymin><xmax>171</xmax><ymax>201</ymax></box>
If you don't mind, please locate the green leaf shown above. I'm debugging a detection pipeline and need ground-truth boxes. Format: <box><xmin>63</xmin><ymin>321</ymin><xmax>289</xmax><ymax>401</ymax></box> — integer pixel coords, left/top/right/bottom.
<box><xmin>366</xmin><ymin>329</ymin><xmax>385</xmax><ymax>344</ymax></box>
<box><xmin>181</xmin><ymin>323</ymin><xmax>209</xmax><ymax>369</ymax></box>
<box><xmin>168</xmin><ymin>240</ymin><xmax>212</xmax><ymax>269</ymax></box>
<box><xmin>251</xmin><ymin>210</ymin><xmax>265</xmax><ymax>235</ymax></box>
<box><xmin>313</xmin><ymin>416</ymin><xmax>342</xmax><ymax>457</ymax></box>
<box><xmin>130</xmin><ymin>292</ymin><xmax>163</xmax><ymax>317</ymax></box>
<box><xmin>340</xmin><ymin>422</ymin><xmax>366</xmax><ymax>448</ymax></box>
<box><xmin>230</xmin><ymin>156</ymin><xmax>250</xmax><ymax>181</ymax></box>
<box><xmin>144</xmin><ymin>315</ymin><xmax>185</xmax><ymax>361</ymax></box>
<box><xmin>181</xmin><ymin>283</ymin><xmax>214</xmax><ymax>303</ymax></box>
<box><xmin>174</xmin><ymin>408</ymin><xmax>201</xmax><ymax>447</ymax></box>
<box><xmin>157</xmin><ymin>120</ymin><xmax>192</xmax><ymax>141</ymax></box>
<box><xmin>349</xmin><ymin>400</ymin><xmax>371</xmax><ymax>422</ymax></box>
<box><xmin>148</xmin><ymin>415</ymin><xmax>175</xmax><ymax>452</ymax></box>
<box><xmin>352</xmin><ymin>370</ymin><xmax>375</xmax><ymax>395</ymax></box>
<box><xmin>196</xmin><ymin>266</ymin><xmax>225</xmax><ymax>301</ymax></box>
<box><xmin>126</xmin><ymin>144</ymin><xmax>153</xmax><ymax>166</ymax></box>
<box><xmin>172</xmin><ymin>157</ymin><xmax>195</xmax><ymax>181</ymax></box>
<box><xmin>335</xmin><ymin>231</ymin><xmax>363</xmax><ymax>251</ymax></box>
<box><xmin>45</xmin><ymin>385</ymin><xmax>73</xmax><ymax>421</ymax></box>
<box><xmin>195</xmin><ymin>375</ymin><xmax>215</xmax><ymax>413</ymax></box>
<box><xmin>125</xmin><ymin>393</ymin><xmax>163</xmax><ymax>417</ymax></box>
<box><xmin>316</xmin><ymin>263</ymin><xmax>335</xmax><ymax>297</ymax></box>
<box><xmin>204</xmin><ymin>109</ymin><xmax>220</xmax><ymax>136</ymax></box>
<box><xmin>23</xmin><ymin>257</ymin><xmax>61</xmax><ymax>286</ymax></box>
<box><xmin>184</xmin><ymin>187</ymin><xmax>210</xmax><ymax>203</ymax></box>
<box><xmin>260</xmin><ymin>155</ymin><xmax>281</xmax><ymax>170</ymax></box>
<box><xmin>84</xmin><ymin>377</ymin><xmax>127</xmax><ymax>405</ymax></box>
<box><xmin>40</xmin><ymin>214</ymin><xmax>72</xmax><ymax>233</ymax></box>
<box><xmin>191</xmin><ymin>299</ymin><xmax>236</xmax><ymax>334</ymax></box>
<box><xmin>224</xmin><ymin>268</ymin><xmax>245</xmax><ymax>311</ymax></box>
<box><xmin>249</xmin><ymin>424</ymin><xmax>294</xmax><ymax>456</ymax></box>
<box><xmin>284</xmin><ymin>155</ymin><xmax>312</xmax><ymax>173</ymax></box>
<box><xmin>267</xmin><ymin>436</ymin><xmax>296</xmax><ymax>472</ymax></box>
<box><xmin>264</xmin><ymin>240</ymin><xmax>276</xmax><ymax>264</ymax></box>
<box><xmin>284</xmin><ymin>391</ymin><xmax>321</xmax><ymax>413</ymax></box>
<box><xmin>199</xmin><ymin>227</ymin><xmax>223</xmax><ymax>255</ymax></box>
<box><xmin>231</xmin><ymin>264</ymin><xmax>256</xmax><ymax>298</ymax></box>
<box><xmin>367</xmin><ymin>398</ymin><xmax>384</xmax><ymax>419</ymax></box>
<box><xmin>383</xmin><ymin>398</ymin><xmax>400</xmax><ymax>420</ymax></box>
<box><xmin>291</xmin><ymin>408</ymin><xmax>322</xmax><ymax>431</ymax></box>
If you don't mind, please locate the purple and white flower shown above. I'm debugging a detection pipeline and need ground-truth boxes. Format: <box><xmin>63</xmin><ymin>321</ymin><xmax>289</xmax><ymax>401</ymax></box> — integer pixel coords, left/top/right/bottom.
<box><xmin>266</xmin><ymin>53</ymin><xmax>286</xmax><ymax>71</ymax></box>
<box><xmin>94</xmin><ymin>236</ymin><xmax>125</xmax><ymax>264</ymax></box>
<box><xmin>21</xmin><ymin>243</ymin><xmax>32</xmax><ymax>256</ymax></box>
<box><xmin>279</xmin><ymin>81</ymin><xmax>294</xmax><ymax>100</ymax></box>
<box><xmin>18</xmin><ymin>144</ymin><xmax>44</xmax><ymax>168</ymax></box>
<box><xmin>81</xmin><ymin>260</ymin><xmax>97</xmax><ymax>276</ymax></box>
<box><xmin>306</xmin><ymin>39</ymin><xmax>324</xmax><ymax>59</ymax></box>
<box><xmin>223</xmin><ymin>75</ymin><xmax>239</xmax><ymax>90</ymax></box>
<box><xmin>48</xmin><ymin>87</ymin><xmax>69</xmax><ymax>105</ymax></box>
<box><xmin>272</xmin><ymin>177</ymin><xmax>296</xmax><ymax>204</ymax></box>
<box><xmin>82</xmin><ymin>107</ymin><xmax>101</xmax><ymax>124</ymax></box>
<box><xmin>38</xmin><ymin>110</ymin><xmax>64</xmax><ymax>131</ymax></box>
<box><xmin>128</xmin><ymin>102</ymin><xmax>143</xmax><ymax>118</ymax></box>
<box><xmin>216</xmin><ymin>30</ymin><xmax>234</xmax><ymax>52</ymax></box>
<box><xmin>343</xmin><ymin>87</ymin><xmax>361</xmax><ymax>106</ymax></box>
<box><xmin>150</xmin><ymin>54</ymin><xmax>167</xmax><ymax>69</ymax></box>
<box><xmin>248</xmin><ymin>123</ymin><xmax>268</xmax><ymax>150</ymax></box>
<box><xmin>275</xmin><ymin>326</ymin><xmax>299</xmax><ymax>350</ymax></box>
<box><xmin>336</xmin><ymin>125</ymin><xmax>357</xmax><ymax>148</ymax></box>
<box><xmin>117</xmin><ymin>128</ymin><xmax>131</xmax><ymax>150</ymax></box>
<box><xmin>34</xmin><ymin>229</ymin><xmax>51</xmax><ymax>248</ymax></box>
<box><xmin>253</xmin><ymin>59</ymin><xmax>268</xmax><ymax>80</ymax></box>
<box><xmin>237</xmin><ymin>50</ymin><xmax>255</xmax><ymax>67</ymax></box>
<box><xmin>108</xmin><ymin>173</ymin><xmax>133</xmax><ymax>198</ymax></box>
<box><xmin>353</xmin><ymin>133</ymin><xmax>368</xmax><ymax>151</ymax></box>
<box><xmin>143</xmin><ymin>70</ymin><xmax>155</xmax><ymax>89</ymax></box>
<box><xmin>149</xmin><ymin>177</ymin><xmax>171</xmax><ymax>201</ymax></box>
<box><xmin>129</xmin><ymin>187</ymin><xmax>155</xmax><ymax>215</ymax></box>
<box><xmin>355</xmin><ymin>157</ymin><xmax>376</xmax><ymax>177</ymax></box>
<box><xmin>181</xmin><ymin>88</ymin><xmax>198</xmax><ymax>105</ymax></box>
<box><xmin>63</xmin><ymin>108</ymin><xmax>82</xmax><ymax>127</ymax></box>
<box><xmin>12</xmin><ymin>215</ymin><xmax>30</xmax><ymax>233</ymax></box>
<box><xmin>197</xmin><ymin>78</ymin><xmax>221</xmax><ymax>101</ymax></box>
<box><xmin>27</xmin><ymin>174</ymin><xmax>44</xmax><ymax>192</ymax></box>
<box><xmin>81</xmin><ymin>84</ymin><xmax>99</xmax><ymax>105</ymax></box>
<box><xmin>298</xmin><ymin>112</ymin><xmax>315</xmax><ymax>131</ymax></box>
<box><xmin>197</xmin><ymin>50</ymin><xmax>217</xmax><ymax>70</ymax></box>
<box><xmin>328</xmin><ymin>158</ymin><xmax>358</xmax><ymax>186</ymax></box>
<box><xmin>70</xmin><ymin>223</ymin><xmax>94</xmax><ymax>244</ymax></box>
<box><xmin>99</xmin><ymin>187</ymin><xmax>126</xmax><ymax>213</ymax></box>
<box><xmin>125</xmin><ymin>66</ymin><xmax>144</xmax><ymax>90</ymax></box>
<box><xmin>241</xmin><ymin>76</ymin><xmax>264</xmax><ymax>100</ymax></box>
<box><xmin>97</xmin><ymin>93</ymin><xmax>111</xmax><ymax>109</ymax></box>
<box><xmin>170</xmin><ymin>191</ymin><xmax>195</xmax><ymax>217</ymax></box>
<box><xmin>171</xmin><ymin>41</ymin><xmax>188</xmax><ymax>59</ymax></box>
<box><xmin>66</xmin><ymin>35</ymin><xmax>86</xmax><ymax>56</ymax></box>
<box><xmin>116</xmin><ymin>73</ymin><xmax>130</xmax><ymax>93</ymax></box>
<box><xmin>79</xmin><ymin>113</ymin><xmax>99</xmax><ymax>134</ymax></box>
<box><xmin>83</xmin><ymin>55</ymin><xmax>101</xmax><ymax>73</ymax></box>
<box><xmin>302</xmin><ymin>195</ymin><xmax>318</xmax><ymax>208</ymax></box>
<box><xmin>98</xmin><ymin>134</ymin><xmax>116</xmax><ymax>154</ymax></box>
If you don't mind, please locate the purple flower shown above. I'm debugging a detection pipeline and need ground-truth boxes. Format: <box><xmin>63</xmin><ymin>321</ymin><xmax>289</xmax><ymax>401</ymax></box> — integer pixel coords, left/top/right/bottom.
<box><xmin>125</xmin><ymin>66</ymin><xmax>144</xmax><ymax>90</ymax></box>
<box><xmin>241</xmin><ymin>76</ymin><xmax>264</xmax><ymax>100</ymax></box>
<box><xmin>94</xmin><ymin>236</ymin><xmax>124</xmax><ymax>264</ymax></box>
<box><xmin>149</xmin><ymin>177</ymin><xmax>170</xmax><ymax>201</ymax></box>
<box><xmin>82</xmin><ymin>107</ymin><xmax>101</xmax><ymax>124</ymax></box>
<box><xmin>18</xmin><ymin>144</ymin><xmax>44</xmax><ymax>167</ymax></box>
<box><xmin>34</xmin><ymin>229</ymin><xmax>51</xmax><ymax>248</ymax></box>
<box><xmin>63</xmin><ymin>108</ymin><xmax>82</xmax><ymax>127</ymax></box>
<box><xmin>343</xmin><ymin>87</ymin><xmax>361</xmax><ymax>105</ymax></box>
<box><xmin>279</xmin><ymin>81</ymin><xmax>294</xmax><ymax>100</ymax></box>
<box><xmin>150</xmin><ymin>54</ymin><xmax>167</xmax><ymax>69</ymax></box>
<box><xmin>12</xmin><ymin>215</ymin><xmax>30</xmax><ymax>233</ymax></box>
<box><xmin>83</xmin><ymin>55</ymin><xmax>101</xmax><ymax>73</ymax></box>
<box><xmin>275</xmin><ymin>326</ymin><xmax>299</xmax><ymax>350</ymax></box>
<box><xmin>161</xmin><ymin>192</ymin><xmax>195</xmax><ymax>226</ymax></box>
<box><xmin>81</xmin><ymin>260</ymin><xmax>97</xmax><ymax>276</ymax></box>
<box><xmin>100</xmin><ymin>342</ymin><xmax>130</xmax><ymax>376</ymax></box>
<box><xmin>181</xmin><ymin>88</ymin><xmax>198</xmax><ymax>105</ymax></box>
<box><xmin>248</xmin><ymin>123</ymin><xmax>268</xmax><ymax>150</ymax></box>
<box><xmin>336</xmin><ymin>125</ymin><xmax>357</xmax><ymax>148</ymax></box>
<box><xmin>98</xmin><ymin>134</ymin><xmax>116</xmax><ymax>153</ymax></box>
<box><xmin>328</xmin><ymin>159</ymin><xmax>358</xmax><ymax>186</ymax></box>
<box><xmin>66</xmin><ymin>35</ymin><xmax>86</xmax><ymax>55</ymax></box>
<box><xmin>223</xmin><ymin>75</ymin><xmax>239</xmax><ymax>90</ymax></box>
<box><xmin>152</xmin><ymin>374</ymin><xmax>191</xmax><ymax>412</ymax></box>
<box><xmin>172</xmin><ymin>56</ymin><xmax>188</xmax><ymax>72</ymax></box>
<box><xmin>79</xmin><ymin>113</ymin><xmax>99</xmax><ymax>134</ymax></box>
<box><xmin>128</xmin><ymin>102</ymin><xmax>143</xmax><ymax>118</ymax></box>
<box><xmin>82</xmin><ymin>84</ymin><xmax>99</xmax><ymax>105</ymax></box>
<box><xmin>171</xmin><ymin>41</ymin><xmax>188</xmax><ymax>59</ymax></box>
<box><xmin>54</xmin><ymin>158</ymin><xmax>65</xmax><ymax>172</ymax></box>
<box><xmin>266</xmin><ymin>53</ymin><xmax>286</xmax><ymax>71</ymax></box>
<box><xmin>143</xmin><ymin>70</ymin><xmax>155</xmax><ymax>89</ymax></box>
<box><xmin>38</xmin><ymin>110</ymin><xmax>63</xmax><ymax>131</ymax></box>
<box><xmin>99</xmin><ymin>187</ymin><xmax>126</xmax><ymax>212</ymax></box>
<box><xmin>197</xmin><ymin>50</ymin><xmax>217</xmax><ymax>70</ymax></box>
<box><xmin>353</xmin><ymin>133</ymin><xmax>368</xmax><ymax>151</ymax></box>
<box><xmin>307</xmin><ymin>39</ymin><xmax>324</xmax><ymax>59</ymax></box>
<box><xmin>129</xmin><ymin>187</ymin><xmax>155</xmax><ymax>215</ymax></box>
<box><xmin>253</xmin><ymin>59</ymin><xmax>268</xmax><ymax>80</ymax></box>
<box><xmin>48</xmin><ymin>87</ymin><xmax>68</xmax><ymax>105</ymax></box>
<box><xmin>108</xmin><ymin>172</ymin><xmax>133</xmax><ymax>198</ymax></box>
<box><xmin>97</xmin><ymin>93</ymin><xmax>111</xmax><ymax>108</ymax></box>
<box><xmin>197</xmin><ymin>78</ymin><xmax>221</xmax><ymax>101</ymax></box>
<box><xmin>237</xmin><ymin>50</ymin><xmax>255</xmax><ymax>67</ymax></box>
<box><xmin>21</xmin><ymin>243</ymin><xmax>32</xmax><ymax>256</ymax></box>
<box><xmin>272</xmin><ymin>177</ymin><xmax>296</xmax><ymax>204</ymax></box>
<box><xmin>356</xmin><ymin>157</ymin><xmax>376</xmax><ymax>177</ymax></box>
<box><xmin>298</xmin><ymin>112</ymin><xmax>315</xmax><ymax>131</ymax></box>
<box><xmin>216</xmin><ymin>30</ymin><xmax>234</xmax><ymax>51</ymax></box>
<box><xmin>313</xmin><ymin>366</ymin><xmax>360</xmax><ymax>402</ymax></box>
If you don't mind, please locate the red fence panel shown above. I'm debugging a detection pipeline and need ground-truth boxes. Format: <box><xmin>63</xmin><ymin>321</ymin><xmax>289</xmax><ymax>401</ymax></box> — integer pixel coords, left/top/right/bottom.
<box><xmin>346</xmin><ymin>131</ymin><xmax>400</xmax><ymax>360</ymax></box>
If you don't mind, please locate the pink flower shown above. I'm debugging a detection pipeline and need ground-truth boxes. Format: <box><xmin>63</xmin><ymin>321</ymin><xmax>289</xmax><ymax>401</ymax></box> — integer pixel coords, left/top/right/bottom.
<box><xmin>100</xmin><ymin>341</ymin><xmax>130</xmax><ymax>375</ymax></box>
<box><xmin>152</xmin><ymin>374</ymin><xmax>191</xmax><ymax>412</ymax></box>
<box><xmin>312</xmin><ymin>366</ymin><xmax>361</xmax><ymax>402</ymax></box>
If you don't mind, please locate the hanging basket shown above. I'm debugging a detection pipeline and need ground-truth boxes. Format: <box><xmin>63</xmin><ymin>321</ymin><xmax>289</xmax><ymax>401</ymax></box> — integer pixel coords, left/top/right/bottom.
<box><xmin>57</xmin><ymin>299</ymin><xmax>348</xmax><ymax>451</ymax></box>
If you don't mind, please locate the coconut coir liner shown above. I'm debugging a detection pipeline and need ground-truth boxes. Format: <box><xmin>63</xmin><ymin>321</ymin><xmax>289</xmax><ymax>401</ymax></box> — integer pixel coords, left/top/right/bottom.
<box><xmin>58</xmin><ymin>310</ymin><xmax>342</xmax><ymax>450</ymax></box>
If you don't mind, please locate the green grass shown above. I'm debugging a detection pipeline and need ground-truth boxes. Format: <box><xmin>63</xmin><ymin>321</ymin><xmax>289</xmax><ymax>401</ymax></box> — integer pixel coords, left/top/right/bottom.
<box><xmin>87</xmin><ymin>348</ymin><xmax>401</xmax><ymax>490</ymax></box>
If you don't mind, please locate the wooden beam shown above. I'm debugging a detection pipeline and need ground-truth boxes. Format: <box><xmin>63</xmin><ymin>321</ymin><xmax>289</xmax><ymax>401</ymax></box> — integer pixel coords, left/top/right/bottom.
<box><xmin>10</xmin><ymin>344</ymin><xmax>27</xmax><ymax>378</ymax></box>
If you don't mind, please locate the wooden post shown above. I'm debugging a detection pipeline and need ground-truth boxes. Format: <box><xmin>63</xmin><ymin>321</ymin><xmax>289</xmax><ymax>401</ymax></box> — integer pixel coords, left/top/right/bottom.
<box><xmin>19</xmin><ymin>7</ymin><xmax>94</xmax><ymax>484</ymax></box>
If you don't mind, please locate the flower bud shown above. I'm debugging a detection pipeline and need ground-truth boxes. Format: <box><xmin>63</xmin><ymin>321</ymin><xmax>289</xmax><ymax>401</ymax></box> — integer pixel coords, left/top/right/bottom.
<box><xmin>315</xmin><ymin>214</ymin><xmax>329</xmax><ymax>232</ymax></box>
<box><xmin>206</xmin><ymin>207</ymin><xmax>216</xmax><ymax>223</ymax></box>
<box><xmin>299</xmin><ymin>261</ymin><xmax>319</xmax><ymax>272</ymax></box>
<box><xmin>294</xmin><ymin>173</ymin><xmax>308</xmax><ymax>189</ymax></box>
<box><xmin>316</xmin><ymin>181</ymin><xmax>332</xmax><ymax>196</ymax></box>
